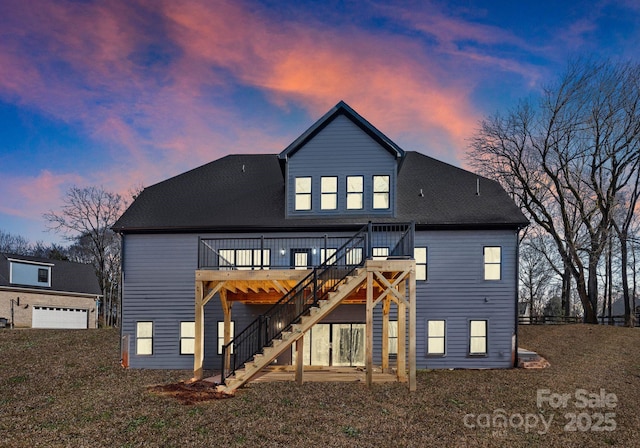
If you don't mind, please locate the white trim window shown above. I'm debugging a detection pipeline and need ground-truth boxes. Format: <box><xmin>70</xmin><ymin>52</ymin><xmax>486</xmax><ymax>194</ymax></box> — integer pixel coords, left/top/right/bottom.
<box><xmin>180</xmin><ymin>322</ymin><xmax>195</xmax><ymax>355</ymax></box>
<box><xmin>136</xmin><ymin>321</ymin><xmax>153</xmax><ymax>355</ymax></box>
<box><xmin>295</xmin><ymin>177</ymin><xmax>312</xmax><ymax>210</ymax></box>
<box><xmin>427</xmin><ymin>320</ymin><xmax>445</xmax><ymax>355</ymax></box>
<box><xmin>346</xmin><ymin>176</ymin><xmax>363</xmax><ymax>210</ymax></box>
<box><xmin>321</xmin><ymin>176</ymin><xmax>338</xmax><ymax>210</ymax></box>
<box><xmin>218</xmin><ymin>321</ymin><xmax>235</xmax><ymax>355</ymax></box>
<box><xmin>415</xmin><ymin>247</ymin><xmax>427</xmax><ymax>281</ymax></box>
<box><xmin>372</xmin><ymin>247</ymin><xmax>389</xmax><ymax>260</ymax></box>
<box><xmin>484</xmin><ymin>247</ymin><xmax>501</xmax><ymax>280</ymax></box>
<box><xmin>346</xmin><ymin>247</ymin><xmax>363</xmax><ymax>265</ymax></box>
<box><xmin>320</xmin><ymin>248</ymin><xmax>337</xmax><ymax>264</ymax></box>
<box><xmin>388</xmin><ymin>320</ymin><xmax>398</xmax><ymax>355</ymax></box>
<box><xmin>373</xmin><ymin>175</ymin><xmax>390</xmax><ymax>209</ymax></box>
<box><xmin>469</xmin><ymin>320</ymin><xmax>487</xmax><ymax>355</ymax></box>
<box><xmin>218</xmin><ymin>249</ymin><xmax>270</xmax><ymax>270</ymax></box>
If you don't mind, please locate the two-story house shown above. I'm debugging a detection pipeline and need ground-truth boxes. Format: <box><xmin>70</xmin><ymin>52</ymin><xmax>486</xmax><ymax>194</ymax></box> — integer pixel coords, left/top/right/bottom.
<box><xmin>113</xmin><ymin>101</ymin><xmax>528</xmax><ymax>392</ymax></box>
<box><xmin>0</xmin><ymin>253</ymin><xmax>101</xmax><ymax>329</ymax></box>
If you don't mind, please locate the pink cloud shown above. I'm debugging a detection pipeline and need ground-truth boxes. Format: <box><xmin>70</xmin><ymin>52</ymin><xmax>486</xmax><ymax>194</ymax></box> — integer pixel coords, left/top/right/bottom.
<box><xmin>161</xmin><ymin>0</ymin><xmax>482</xmax><ymax>159</ymax></box>
<box><xmin>0</xmin><ymin>170</ymin><xmax>85</xmax><ymax>218</ymax></box>
<box><xmin>0</xmin><ymin>0</ymin><xmax>535</xmax><ymax>222</ymax></box>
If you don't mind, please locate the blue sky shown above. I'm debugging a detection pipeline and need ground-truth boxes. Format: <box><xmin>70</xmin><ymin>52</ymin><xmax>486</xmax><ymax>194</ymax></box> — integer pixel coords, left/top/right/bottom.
<box><xmin>0</xmin><ymin>0</ymin><xmax>639</xmax><ymax>245</ymax></box>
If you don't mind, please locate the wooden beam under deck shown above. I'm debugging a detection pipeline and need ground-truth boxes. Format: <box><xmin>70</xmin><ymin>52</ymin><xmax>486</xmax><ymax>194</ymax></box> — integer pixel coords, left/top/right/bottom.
<box><xmin>194</xmin><ymin>259</ymin><xmax>417</xmax><ymax>390</ymax></box>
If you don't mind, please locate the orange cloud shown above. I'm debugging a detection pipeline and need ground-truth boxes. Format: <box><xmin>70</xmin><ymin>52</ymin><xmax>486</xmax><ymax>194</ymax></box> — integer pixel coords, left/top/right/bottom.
<box><xmin>0</xmin><ymin>0</ymin><xmax>539</xmax><ymax>227</ymax></box>
<box><xmin>161</xmin><ymin>0</ymin><xmax>482</xmax><ymax>159</ymax></box>
<box><xmin>0</xmin><ymin>171</ymin><xmax>85</xmax><ymax>218</ymax></box>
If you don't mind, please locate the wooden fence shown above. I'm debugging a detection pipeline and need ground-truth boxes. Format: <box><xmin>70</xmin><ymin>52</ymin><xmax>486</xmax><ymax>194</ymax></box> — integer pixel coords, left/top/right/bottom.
<box><xmin>519</xmin><ymin>314</ymin><xmax>640</xmax><ymax>326</ymax></box>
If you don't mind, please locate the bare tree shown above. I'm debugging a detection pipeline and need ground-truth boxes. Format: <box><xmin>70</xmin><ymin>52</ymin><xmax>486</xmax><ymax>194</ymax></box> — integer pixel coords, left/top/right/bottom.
<box><xmin>0</xmin><ymin>230</ymin><xmax>32</xmax><ymax>255</ymax></box>
<box><xmin>468</xmin><ymin>59</ymin><xmax>640</xmax><ymax>323</ymax></box>
<box><xmin>519</xmin><ymin>230</ymin><xmax>559</xmax><ymax>318</ymax></box>
<box><xmin>44</xmin><ymin>186</ymin><xmax>126</xmax><ymax>327</ymax></box>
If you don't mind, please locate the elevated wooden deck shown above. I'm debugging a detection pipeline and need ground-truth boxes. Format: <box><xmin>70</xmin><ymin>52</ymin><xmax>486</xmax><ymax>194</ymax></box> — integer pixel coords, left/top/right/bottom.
<box><xmin>194</xmin><ymin>258</ymin><xmax>417</xmax><ymax>392</ymax></box>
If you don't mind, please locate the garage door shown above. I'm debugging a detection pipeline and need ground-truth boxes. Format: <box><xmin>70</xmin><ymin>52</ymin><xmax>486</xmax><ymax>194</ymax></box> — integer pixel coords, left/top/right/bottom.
<box><xmin>32</xmin><ymin>306</ymin><xmax>88</xmax><ymax>329</ymax></box>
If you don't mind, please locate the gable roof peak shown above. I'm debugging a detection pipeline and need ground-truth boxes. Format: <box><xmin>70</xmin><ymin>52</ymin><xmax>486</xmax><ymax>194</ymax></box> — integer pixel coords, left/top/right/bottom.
<box><xmin>278</xmin><ymin>100</ymin><xmax>405</xmax><ymax>161</ymax></box>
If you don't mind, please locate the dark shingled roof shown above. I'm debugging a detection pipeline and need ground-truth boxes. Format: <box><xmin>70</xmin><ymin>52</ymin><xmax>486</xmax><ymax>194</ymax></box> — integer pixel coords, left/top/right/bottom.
<box><xmin>0</xmin><ymin>253</ymin><xmax>102</xmax><ymax>295</ymax></box>
<box><xmin>113</xmin><ymin>151</ymin><xmax>528</xmax><ymax>233</ymax></box>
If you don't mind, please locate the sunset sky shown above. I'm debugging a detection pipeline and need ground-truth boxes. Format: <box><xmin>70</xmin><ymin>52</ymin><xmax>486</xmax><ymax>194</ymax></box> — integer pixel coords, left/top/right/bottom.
<box><xmin>1</xmin><ymin>0</ymin><xmax>639</xmax><ymax>244</ymax></box>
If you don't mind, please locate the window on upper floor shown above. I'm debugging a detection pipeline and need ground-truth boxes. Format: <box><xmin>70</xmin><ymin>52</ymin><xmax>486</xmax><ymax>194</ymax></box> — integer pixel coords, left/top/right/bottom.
<box><xmin>373</xmin><ymin>175</ymin><xmax>390</xmax><ymax>209</ymax></box>
<box><xmin>346</xmin><ymin>176</ymin><xmax>363</xmax><ymax>210</ymax></box>
<box><xmin>320</xmin><ymin>248</ymin><xmax>337</xmax><ymax>264</ymax></box>
<box><xmin>469</xmin><ymin>320</ymin><xmax>487</xmax><ymax>355</ymax></box>
<box><xmin>295</xmin><ymin>177</ymin><xmax>312</xmax><ymax>210</ymax></box>
<box><xmin>180</xmin><ymin>321</ymin><xmax>195</xmax><ymax>355</ymax></box>
<box><xmin>484</xmin><ymin>246</ymin><xmax>501</xmax><ymax>280</ymax></box>
<box><xmin>415</xmin><ymin>247</ymin><xmax>428</xmax><ymax>281</ymax></box>
<box><xmin>427</xmin><ymin>320</ymin><xmax>446</xmax><ymax>355</ymax></box>
<box><xmin>372</xmin><ymin>247</ymin><xmax>389</xmax><ymax>259</ymax></box>
<box><xmin>136</xmin><ymin>321</ymin><xmax>153</xmax><ymax>355</ymax></box>
<box><xmin>346</xmin><ymin>247</ymin><xmax>363</xmax><ymax>265</ymax></box>
<box><xmin>218</xmin><ymin>249</ymin><xmax>270</xmax><ymax>270</ymax></box>
<box><xmin>292</xmin><ymin>249</ymin><xmax>311</xmax><ymax>270</ymax></box>
<box><xmin>321</xmin><ymin>176</ymin><xmax>338</xmax><ymax>210</ymax></box>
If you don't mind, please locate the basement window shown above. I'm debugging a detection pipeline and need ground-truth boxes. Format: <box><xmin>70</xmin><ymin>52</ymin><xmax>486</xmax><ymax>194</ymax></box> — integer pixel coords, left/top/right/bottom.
<box><xmin>180</xmin><ymin>322</ymin><xmax>195</xmax><ymax>355</ymax></box>
<box><xmin>469</xmin><ymin>320</ymin><xmax>487</xmax><ymax>355</ymax></box>
<box><xmin>427</xmin><ymin>320</ymin><xmax>445</xmax><ymax>355</ymax></box>
<box><xmin>136</xmin><ymin>322</ymin><xmax>153</xmax><ymax>355</ymax></box>
<box><xmin>388</xmin><ymin>321</ymin><xmax>398</xmax><ymax>355</ymax></box>
<box><xmin>218</xmin><ymin>321</ymin><xmax>235</xmax><ymax>355</ymax></box>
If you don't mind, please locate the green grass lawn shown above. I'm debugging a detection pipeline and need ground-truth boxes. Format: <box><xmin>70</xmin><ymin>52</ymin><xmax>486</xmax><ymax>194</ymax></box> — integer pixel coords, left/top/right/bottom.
<box><xmin>1</xmin><ymin>325</ymin><xmax>639</xmax><ymax>447</ymax></box>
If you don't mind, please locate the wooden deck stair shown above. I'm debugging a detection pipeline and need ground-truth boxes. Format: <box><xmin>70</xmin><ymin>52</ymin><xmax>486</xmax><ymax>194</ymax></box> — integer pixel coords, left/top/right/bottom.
<box><xmin>219</xmin><ymin>268</ymin><xmax>367</xmax><ymax>394</ymax></box>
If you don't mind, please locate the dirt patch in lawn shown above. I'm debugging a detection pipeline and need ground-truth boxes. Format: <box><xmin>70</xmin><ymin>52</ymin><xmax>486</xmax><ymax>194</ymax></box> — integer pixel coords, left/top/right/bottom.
<box><xmin>147</xmin><ymin>381</ymin><xmax>233</xmax><ymax>404</ymax></box>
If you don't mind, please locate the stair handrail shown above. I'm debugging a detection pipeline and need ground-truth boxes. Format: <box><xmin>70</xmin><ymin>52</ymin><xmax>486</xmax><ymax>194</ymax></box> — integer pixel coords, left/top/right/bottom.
<box><xmin>220</xmin><ymin>222</ymin><xmax>414</xmax><ymax>380</ymax></box>
<box><xmin>221</xmin><ymin>226</ymin><xmax>368</xmax><ymax>379</ymax></box>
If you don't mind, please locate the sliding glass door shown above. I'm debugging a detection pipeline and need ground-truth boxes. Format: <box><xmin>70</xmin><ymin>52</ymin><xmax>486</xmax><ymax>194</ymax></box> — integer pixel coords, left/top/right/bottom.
<box><xmin>294</xmin><ymin>323</ymin><xmax>365</xmax><ymax>367</ymax></box>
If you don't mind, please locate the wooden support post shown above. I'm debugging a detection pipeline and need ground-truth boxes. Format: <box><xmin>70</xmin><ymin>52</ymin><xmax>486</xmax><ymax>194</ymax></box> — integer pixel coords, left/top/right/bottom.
<box><xmin>397</xmin><ymin>281</ymin><xmax>407</xmax><ymax>382</ymax></box>
<box><xmin>381</xmin><ymin>297</ymin><xmax>390</xmax><ymax>373</ymax></box>
<box><xmin>366</xmin><ymin>270</ymin><xmax>374</xmax><ymax>387</ymax></box>
<box><xmin>409</xmin><ymin>268</ymin><xmax>417</xmax><ymax>392</ymax></box>
<box><xmin>220</xmin><ymin>290</ymin><xmax>232</xmax><ymax>376</ymax></box>
<box><xmin>194</xmin><ymin>281</ymin><xmax>205</xmax><ymax>380</ymax></box>
<box><xmin>295</xmin><ymin>334</ymin><xmax>304</xmax><ymax>385</ymax></box>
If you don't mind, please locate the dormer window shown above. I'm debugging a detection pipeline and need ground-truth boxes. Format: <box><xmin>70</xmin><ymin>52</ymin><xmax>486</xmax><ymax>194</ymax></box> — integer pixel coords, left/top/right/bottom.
<box><xmin>373</xmin><ymin>175</ymin><xmax>390</xmax><ymax>209</ymax></box>
<box><xmin>295</xmin><ymin>177</ymin><xmax>312</xmax><ymax>210</ymax></box>
<box><xmin>321</xmin><ymin>177</ymin><xmax>337</xmax><ymax>210</ymax></box>
<box><xmin>9</xmin><ymin>259</ymin><xmax>52</xmax><ymax>288</ymax></box>
<box><xmin>38</xmin><ymin>268</ymin><xmax>49</xmax><ymax>283</ymax></box>
<box><xmin>346</xmin><ymin>176</ymin><xmax>363</xmax><ymax>210</ymax></box>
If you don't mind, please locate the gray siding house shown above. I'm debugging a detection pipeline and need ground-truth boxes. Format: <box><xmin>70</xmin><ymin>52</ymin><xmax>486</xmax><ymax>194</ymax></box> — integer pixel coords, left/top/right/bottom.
<box><xmin>114</xmin><ymin>101</ymin><xmax>528</xmax><ymax>390</ymax></box>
